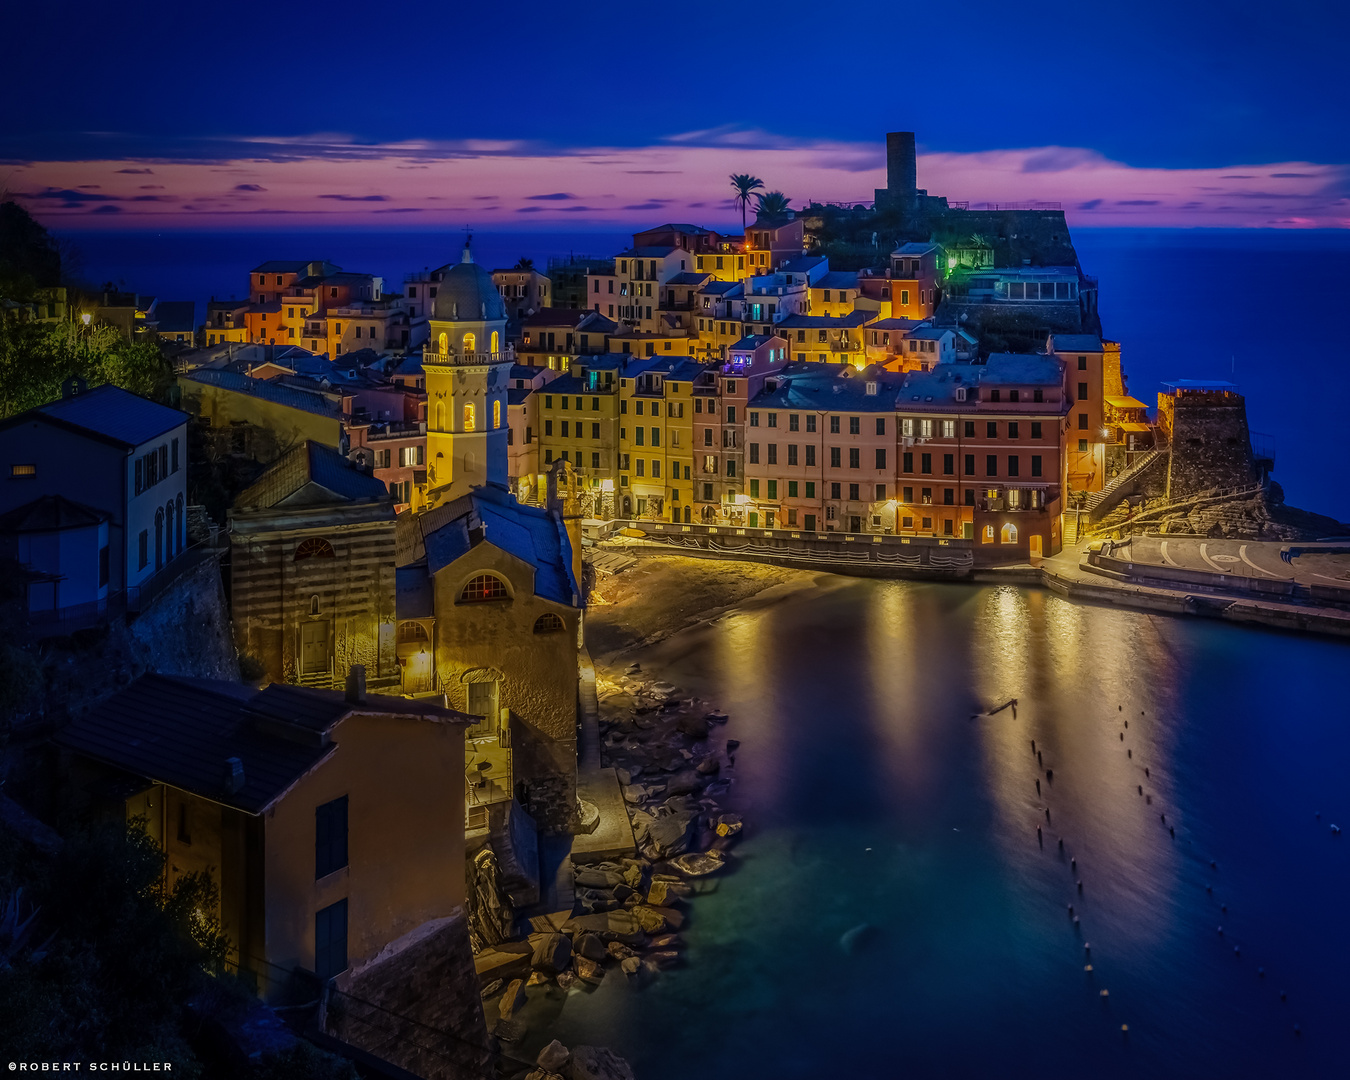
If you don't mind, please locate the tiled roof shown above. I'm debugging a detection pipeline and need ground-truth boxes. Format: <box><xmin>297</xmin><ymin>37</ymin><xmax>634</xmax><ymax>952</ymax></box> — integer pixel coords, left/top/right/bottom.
<box><xmin>55</xmin><ymin>674</ymin><xmax>469</xmax><ymax>815</ymax></box>
<box><xmin>22</xmin><ymin>384</ymin><xmax>186</xmax><ymax>448</ymax></box>
<box><xmin>0</xmin><ymin>495</ymin><xmax>106</xmax><ymax>533</ymax></box>
<box><xmin>418</xmin><ymin>484</ymin><xmax>578</xmax><ymax>606</ymax></box>
<box><xmin>982</xmin><ymin>354</ymin><xmax>1065</xmax><ymax>385</ymax></box>
<box><xmin>183</xmin><ymin>369</ymin><xmax>344</xmax><ymax>419</ymax></box>
<box><xmin>749</xmin><ymin>367</ymin><xmax>903</xmax><ymax>412</ymax></box>
<box><xmin>666</xmin><ymin>272</ymin><xmax>712</xmax><ymax>286</ymax></box>
<box><xmin>812</xmin><ymin>271</ymin><xmax>860</xmax><ymax>290</ymax></box>
<box><xmin>1050</xmin><ymin>334</ymin><xmax>1103</xmax><ymax>353</ymax></box>
<box><xmin>234</xmin><ymin>441</ymin><xmax>390</xmax><ymax>510</ymax></box>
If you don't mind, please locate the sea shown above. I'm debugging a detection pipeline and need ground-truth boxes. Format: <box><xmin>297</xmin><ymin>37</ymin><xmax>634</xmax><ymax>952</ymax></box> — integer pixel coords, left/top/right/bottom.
<box><xmin>55</xmin><ymin>225</ymin><xmax>1350</xmax><ymax>521</ymax></box>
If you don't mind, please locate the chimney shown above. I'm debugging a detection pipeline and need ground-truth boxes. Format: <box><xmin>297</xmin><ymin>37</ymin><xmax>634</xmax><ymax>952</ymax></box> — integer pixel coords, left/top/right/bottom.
<box><xmin>345</xmin><ymin>665</ymin><xmax>366</xmax><ymax>704</ymax></box>
<box><xmin>223</xmin><ymin>757</ymin><xmax>245</xmax><ymax>795</ymax></box>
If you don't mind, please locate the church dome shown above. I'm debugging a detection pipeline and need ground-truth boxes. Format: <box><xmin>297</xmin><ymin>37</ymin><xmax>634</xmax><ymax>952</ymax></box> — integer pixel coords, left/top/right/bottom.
<box><xmin>432</xmin><ymin>242</ymin><xmax>507</xmax><ymax>323</ymax></box>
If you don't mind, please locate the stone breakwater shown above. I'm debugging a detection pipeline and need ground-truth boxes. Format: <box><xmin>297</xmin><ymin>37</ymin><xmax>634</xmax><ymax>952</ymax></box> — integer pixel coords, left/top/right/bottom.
<box><xmin>567</xmin><ymin>661</ymin><xmax>742</xmax><ymax>986</ymax></box>
<box><xmin>481</xmin><ymin>663</ymin><xmax>743</xmax><ymax>1080</ymax></box>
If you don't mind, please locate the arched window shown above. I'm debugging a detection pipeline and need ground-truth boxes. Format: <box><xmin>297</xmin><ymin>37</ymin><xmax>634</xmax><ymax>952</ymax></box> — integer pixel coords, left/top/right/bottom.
<box><xmin>435</xmin><ymin>402</ymin><xmax>445</xmax><ymax>431</ymax></box>
<box><xmin>295</xmin><ymin>537</ymin><xmax>336</xmax><ymax>560</ymax></box>
<box><xmin>176</xmin><ymin>493</ymin><xmax>184</xmax><ymax>552</ymax></box>
<box><xmin>1001</xmin><ymin>522</ymin><xmax>1018</xmax><ymax>544</ymax></box>
<box><xmin>310</xmin><ymin>594</ymin><xmax>321</xmax><ymax>615</ymax></box>
<box><xmin>492</xmin><ymin>400</ymin><xmax>501</xmax><ymax>429</ymax></box>
<box><xmin>164</xmin><ymin>500</ymin><xmax>175</xmax><ymax>559</ymax></box>
<box><xmin>154</xmin><ymin>507</ymin><xmax>164</xmax><ymax>570</ymax></box>
<box><xmin>463</xmin><ymin>403</ymin><xmax>476</xmax><ymax>432</ymax></box>
<box><xmin>983</xmin><ymin>524</ymin><xmax>995</xmax><ymax>543</ymax></box>
<box><xmin>397</xmin><ymin>622</ymin><xmax>429</xmax><ymax>646</ymax></box>
<box><xmin>438</xmin><ymin>331</ymin><xmax>448</xmax><ymax>355</ymax></box>
<box><xmin>459</xmin><ymin>574</ymin><xmax>508</xmax><ymax>603</ymax></box>
<box><xmin>490</xmin><ymin>331</ymin><xmax>499</xmax><ymax>354</ymax></box>
<box><xmin>533</xmin><ymin>612</ymin><xmax>564</xmax><ymax>633</ymax></box>
<box><xmin>463</xmin><ymin>332</ymin><xmax>476</xmax><ymax>354</ymax></box>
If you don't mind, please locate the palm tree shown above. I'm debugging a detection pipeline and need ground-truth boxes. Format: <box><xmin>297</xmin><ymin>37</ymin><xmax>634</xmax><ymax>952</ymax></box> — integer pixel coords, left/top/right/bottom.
<box><xmin>729</xmin><ymin>174</ymin><xmax>764</xmax><ymax>231</ymax></box>
<box><xmin>513</xmin><ymin>256</ymin><xmax>535</xmax><ymax>271</ymax></box>
<box><xmin>754</xmin><ymin>191</ymin><xmax>791</xmax><ymax>221</ymax></box>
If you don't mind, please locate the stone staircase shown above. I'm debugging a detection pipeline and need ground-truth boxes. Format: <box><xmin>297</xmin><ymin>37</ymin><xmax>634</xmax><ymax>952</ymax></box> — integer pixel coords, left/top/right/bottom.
<box><xmin>1085</xmin><ymin>448</ymin><xmax>1167</xmax><ymax>524</ymax></box>
<box><xmin>1063</xmin><ymin>511</ymin><xmax>1081</xmax><ymax>547</ymax></box>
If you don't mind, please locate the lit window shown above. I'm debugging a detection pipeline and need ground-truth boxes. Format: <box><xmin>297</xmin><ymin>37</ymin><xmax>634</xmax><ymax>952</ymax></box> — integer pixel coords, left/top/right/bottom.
<box><xmin>533</xmin><ymin>612</ymin><xmax>565</xmax><ymax>633</ymax></box>
<box><xmin>464</xmin><ymin>403</ymin><xmax>476</xmax><ymax>432</ymax></box>
<box><xmin>459</xmin><ymin>574</ymin><xmax>508</xmax><ymax>602</ymax></box>
<box><xmin>9</xmin><ymin>464</ymin><xmax>36</xmax><ymax>477</ymax></box>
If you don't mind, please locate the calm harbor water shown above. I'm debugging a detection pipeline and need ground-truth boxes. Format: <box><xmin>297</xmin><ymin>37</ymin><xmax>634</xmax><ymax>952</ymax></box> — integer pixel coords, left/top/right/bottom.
<box><xmin>531</xmin><ymin>578</ymin><xmax>1350</xmax><ymax>1078</ymax></box>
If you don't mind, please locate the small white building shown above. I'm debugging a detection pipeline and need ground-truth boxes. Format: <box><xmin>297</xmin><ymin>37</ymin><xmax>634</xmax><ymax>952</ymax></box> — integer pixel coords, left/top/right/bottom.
<box><xmin>0</xmin><ymin>380</ymin><xmax>189</xmax><ymax>596</ymax></box>
<box><xmin>0</xmin><ymin>495</ymin><xmax>109</xmax><ymax>615</ymax></box>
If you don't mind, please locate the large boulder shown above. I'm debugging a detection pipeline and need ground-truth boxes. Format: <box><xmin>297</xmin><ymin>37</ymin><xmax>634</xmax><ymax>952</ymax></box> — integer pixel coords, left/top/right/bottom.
<box><xmin>574</xmin><ymin>957</ymin><xmax>604</xmax><ymax>984</ymax></box>
<box><xmin>668</xmin><ymin>850</ymin><xmax>726</xmax><ymax>877</ymax></box>
<box><xmin>574</xmin><ymin>932</ymin><xmax>607</xmax><ymax>962</ymax></box>
<box><xmin>538</xmin><ymin>1040</ymin><xmax>571</xmax><ymax>1073</ymax></box>
<box><xmin>646</xmin><ymin>812</ymin><xmax>696</xmax><ymax>859</ymax></box>
<box><xmin>530</xmin><ymin>932</ymin><xmax>572</xmax><ymax>974</ymax></box>
<box><xmin>665</xmin><ymin>769</ymin><xmax>704</xmax><ymax>797</ymax></box>
<box><xmin>575</xmin><ymin>867</ymin><xmax>625</xmax><ymax>889</ymax></box>
<box><xmin>498</xmin><ymin>978</ymin><xmax>527</xmax><ymax>1021</ymax></box>
<box><xmin>676</xmin><ymin>714</ymin><xmax>710</xmax><ymax>739</ymax></box>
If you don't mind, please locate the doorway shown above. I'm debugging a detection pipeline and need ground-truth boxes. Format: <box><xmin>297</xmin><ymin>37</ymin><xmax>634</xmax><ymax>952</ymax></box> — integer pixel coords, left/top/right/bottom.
<box><xmin>299</xmin><ymin>621</ymin><xmax>331</xmax><ymax>677</ymax></box>
<box><xmin>1029</xmin><ymin>534</ymin><xmax>1043</xmax><ymax>559</ymax></box>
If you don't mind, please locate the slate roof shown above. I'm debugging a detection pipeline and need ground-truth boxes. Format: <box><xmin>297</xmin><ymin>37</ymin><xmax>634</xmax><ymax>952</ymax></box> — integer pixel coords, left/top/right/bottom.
<box><xmin>506</xmin><ymin>388</ymin><xmax>533</xmax><ymax>406</ymax></box>
<box><xmin>908</xmin><ymin>326</ymin><xmax>953</xmax><ymax>341</ymax></box>
<box><xmin>776</xmin><ymin>312</ymin><xmax>871</xmax><ymax>329</ymax></box>
<box><xmin>1050</xmin><ymin>334</ymin><xmax>1103</xmax><ymax>353</ymax></box>
<box><xmin>730</xmin><ymin>334</ymin><xmax>781</xmax><ymax>350</ymax></box>
<box><xmin>748</xmin><ymin>368</ymin><xmax>903</xmax><ymax>412</ymax></box>
<box><xmin>13</xmin><ymin>384</ymin><xmax>187</xmax><ymax>448</ymax></box>
<box><xmin>893</xmin><ymin>242</ymin><xmax>938</xmax><ymax>256</ymax></box>
<box><xmin>155</xmin><ymin>301</ymin><xmax>196</xmax><ymax>334</ymax></box>
<box><xmin>617</xmin><ymin>246</ymin><xmax>680</xmax><ymax>259</ymax></box>
<box><xmin>812</xmin><ymin>271</ymin><xmax>860</xmax><ymax>290</ymax></box>
<box><xmin>55</xmin><ymin>673</ymin><xmax>469</xmax><ymax>815</ymax></box>
<box><xmin>698</xmin><ymin>281</ymin><xmax>741</xmax><ymax>297</ymax></box>
<box><xmin>666</xmin><ymin>272</ymin><xmax>712</xmax><ymax>286</ymax></box>
<box><xmin>183</xmin><ymin>369</ymin><xmax>345</xmax><ymax>419</ymax></box>
<box><xmin>234</xmin><ymin>442</ymin><xmax>390</xmax><ymax>510</ymax></box>
<box><xmin>0</xmin><ymin>495</ymin><xmax>107</xmax><ymax>533</ymax></box>
<box><xmin>864</xmin><ymin>318</ymin><xmax>925</xmax><ymax>331</ymax></box>
<box><xmin>982</xmin><ymin>354</ymin><xmax>1065</xmax><ymax>385</ymax></box>
<box><xmin>416</xmin><ymin>484</ymin><xmax>578</xmax><ymax>606</ymax></box>
<box><xmin>778</xmin><ymin>255</ymin><xmax>828</xmax><ymax>275</ymax></box>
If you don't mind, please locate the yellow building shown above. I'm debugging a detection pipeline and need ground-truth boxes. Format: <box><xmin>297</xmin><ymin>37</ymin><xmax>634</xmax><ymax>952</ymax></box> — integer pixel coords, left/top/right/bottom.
<box><xmin>57</xmin><ymin>673</ymin><xmax>474</xmax><ymax>1001</ymax></box>
<box><xmin>617</xmin><ymin>356</ymin><xmax>699</xmax><ymax>522</ymax></box>
<box><xmin>807</xmin><ymin>270</ymin><xmax>862</xmax><ymax>317</ymax></box>
<box><xmin>180</xmin><ymin>369</ymin><xmax>346</xmax><ymax>456</ymax></box>
<box><xmin>536</xmin><ymin>356</ymin><xmax>622</xmax><ymax>514</ymax></box>
<box><xmin>422</xmin><ymin>243</ymin><xmax>511</xmax><ymax>505</ymax></box>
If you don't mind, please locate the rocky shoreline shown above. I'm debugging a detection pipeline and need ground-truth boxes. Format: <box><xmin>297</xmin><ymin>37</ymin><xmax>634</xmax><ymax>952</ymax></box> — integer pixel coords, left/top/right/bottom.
<box><xmin>487</xmin><ymin>661</ymin><xmax>744</xmax><ymax>1080</ymax></box>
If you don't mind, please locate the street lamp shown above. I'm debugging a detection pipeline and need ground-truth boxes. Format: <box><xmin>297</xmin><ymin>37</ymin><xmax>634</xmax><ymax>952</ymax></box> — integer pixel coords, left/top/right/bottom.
<box><xmin>81</xmin><ymin>313</ymin><xmax>91</xmax><ymax>327</ymax></box>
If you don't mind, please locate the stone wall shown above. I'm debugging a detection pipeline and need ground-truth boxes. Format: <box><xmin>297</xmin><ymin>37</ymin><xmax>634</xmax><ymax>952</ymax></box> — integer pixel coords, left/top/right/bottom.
<box><xmin>327</xmin><ymin>911</ymin><xmax>493</xmax><ymax>1080</ymax></box>
<box><xmin>1165</xmin><ymin>394</ymin><xmax>1258</xmax><ymax>500</ymax></box>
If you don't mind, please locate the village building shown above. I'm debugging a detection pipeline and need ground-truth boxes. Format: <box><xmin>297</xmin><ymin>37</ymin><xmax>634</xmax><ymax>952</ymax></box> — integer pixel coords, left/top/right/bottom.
<box><xmin>395</xmin><ymin>482</ymin><xmax>582</xmax><ymax>834</ymax></box>
<box><xmin>55</xmin><ymin>672</ymin><xmax>473</xmax><ymax>1001</ymax></box>
<box><xmin>228</xmin><ymin>441</ymin><xmax>398</xmax><ymax>689</ymax></box>
<box><xmin>0</xmin><ymin>381</ymin><xmax>188</xmax><ymax>602</ymax></box>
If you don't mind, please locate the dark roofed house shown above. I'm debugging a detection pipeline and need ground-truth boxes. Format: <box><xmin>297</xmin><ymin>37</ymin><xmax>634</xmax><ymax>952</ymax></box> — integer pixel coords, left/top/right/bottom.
<box><xmin>56</xmin><ymin>672</ymin><xmax>475</xmax><ymax>1003</ymax></box>
<box><xmin>155</xmin><ymin>301</ymin><xmax>197</xmax><ymax>344</ymax></box>
<box><xmin>396</xmin><ymin>482</ymin><xmax>582</xmax><ymax>834</ymax></box>
<box><xmin>229</xmin><ymin>442</ymin><xmax>398</xmax><ymax>690</ymax></box>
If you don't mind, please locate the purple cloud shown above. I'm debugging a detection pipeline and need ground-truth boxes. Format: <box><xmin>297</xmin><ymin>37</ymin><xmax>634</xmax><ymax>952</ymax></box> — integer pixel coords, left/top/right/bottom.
<box><xmin>318</xmin><ymin>194</ymin><xmax>388</xmax><ymax>201</ymax></box>
<box><xmin>1077</xmin><ymin>199</ymin><xmax>1104</xmax><ymax>210</ymax></box>
<box><xmin>234</xmin><ymin>183</ymin><xmax>267</xmax><ymax>192</ymax></box>
<box><xmin>115</xmin><ymin>168</ymin><xmax>153</xmax><ymax>174</ymax></box>
<box><xmin>1116</xmin><ymin>199</ymin><xmax>1160</xmax><ymax>205</ymax></box>
<box><xmin>526</xmin><ymin>192</ymin><xmax>577</xmax><ymax>200</ymax></box>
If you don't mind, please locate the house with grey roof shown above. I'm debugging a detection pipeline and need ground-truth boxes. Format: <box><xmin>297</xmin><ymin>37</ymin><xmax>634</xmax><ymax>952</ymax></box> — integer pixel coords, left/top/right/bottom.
<box><xmin>0</xmin><ymin>380</ymin><xmax>188</xmax><ymax>602</ymax></box>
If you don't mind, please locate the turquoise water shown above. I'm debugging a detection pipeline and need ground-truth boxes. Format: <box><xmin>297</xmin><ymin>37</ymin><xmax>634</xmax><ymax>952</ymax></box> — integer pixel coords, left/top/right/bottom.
<box><xmin>533</xmin><ymin>579</ymin><xmax>1350</xmax><ymax>1078</ymax></box>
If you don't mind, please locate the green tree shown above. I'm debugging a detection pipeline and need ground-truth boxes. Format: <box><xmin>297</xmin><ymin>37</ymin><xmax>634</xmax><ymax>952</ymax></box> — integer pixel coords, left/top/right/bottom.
<box><xmin>512</xmin><ymin>257</ymin><xmax>535</xmax><ymax>271</ymax></box>
<box><xmin>729</xmin><ymin>174</ymin><xmax>764</xmax><ymax>231</ymax></box>
<box><xmin>0</xmin><ymin>319</ymin><xmax>174</xmax><ymax>420</ymax></box>
<box><xmin>754</xmin><ymin>191</ymin><xmax>792</xmax><ymax>222</ymax></box>
<box><xmin>0</xmin><ymin>200</ymin><xmax>62</xmax><ymax>300</ymax></box>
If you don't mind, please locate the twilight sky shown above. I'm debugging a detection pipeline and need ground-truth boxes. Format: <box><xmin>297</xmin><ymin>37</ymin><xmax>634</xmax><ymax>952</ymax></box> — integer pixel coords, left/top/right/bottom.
<box><xmin>6</xmin><ymin>0</ymin><xmax>1348</xmax><ymax>231</ymax></box>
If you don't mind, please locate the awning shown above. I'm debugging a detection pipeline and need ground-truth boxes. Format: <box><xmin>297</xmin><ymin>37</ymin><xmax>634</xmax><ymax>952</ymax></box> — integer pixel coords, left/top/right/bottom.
<box><xmin>1105</xmin><ymin>395</ymin><xmax>1147</xmax><ymax>408</ymax></box>
<box><xmin>1118</xmin><ymin>422</ymin><xmax>1151</xmax><ymax>433</ymax></box>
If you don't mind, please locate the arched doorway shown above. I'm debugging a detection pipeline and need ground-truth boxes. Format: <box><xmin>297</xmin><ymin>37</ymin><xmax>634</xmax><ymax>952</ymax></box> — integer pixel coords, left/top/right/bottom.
<box><xmin>622</xmin><ymin>495</ymin><xmax>632</xmax><ymax>518</ymax></box>
<box><xmin>463</xmin><ymin>332</ymin><xmax>476</xmax><ymax>354</ymax></box>
<box><xmin>438</xmin><ymin>332</ymin><xmax>448</xmax><ymax>355</ymax></box>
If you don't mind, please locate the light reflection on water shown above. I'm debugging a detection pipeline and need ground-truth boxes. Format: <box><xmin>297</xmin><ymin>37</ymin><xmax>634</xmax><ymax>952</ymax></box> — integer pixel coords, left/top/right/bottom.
<box><xmin>529</xmin><ymin>579</ymin><xmax>1350</xmax><ymax>1078</ymax></box>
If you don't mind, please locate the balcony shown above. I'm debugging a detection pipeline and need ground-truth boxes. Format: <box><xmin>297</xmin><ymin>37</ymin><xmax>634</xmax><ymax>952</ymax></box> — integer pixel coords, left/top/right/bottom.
<box><xmin>422</xmin><ymin>347</ymin><xmax>515</xmax><ymax>367</ymax></box>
